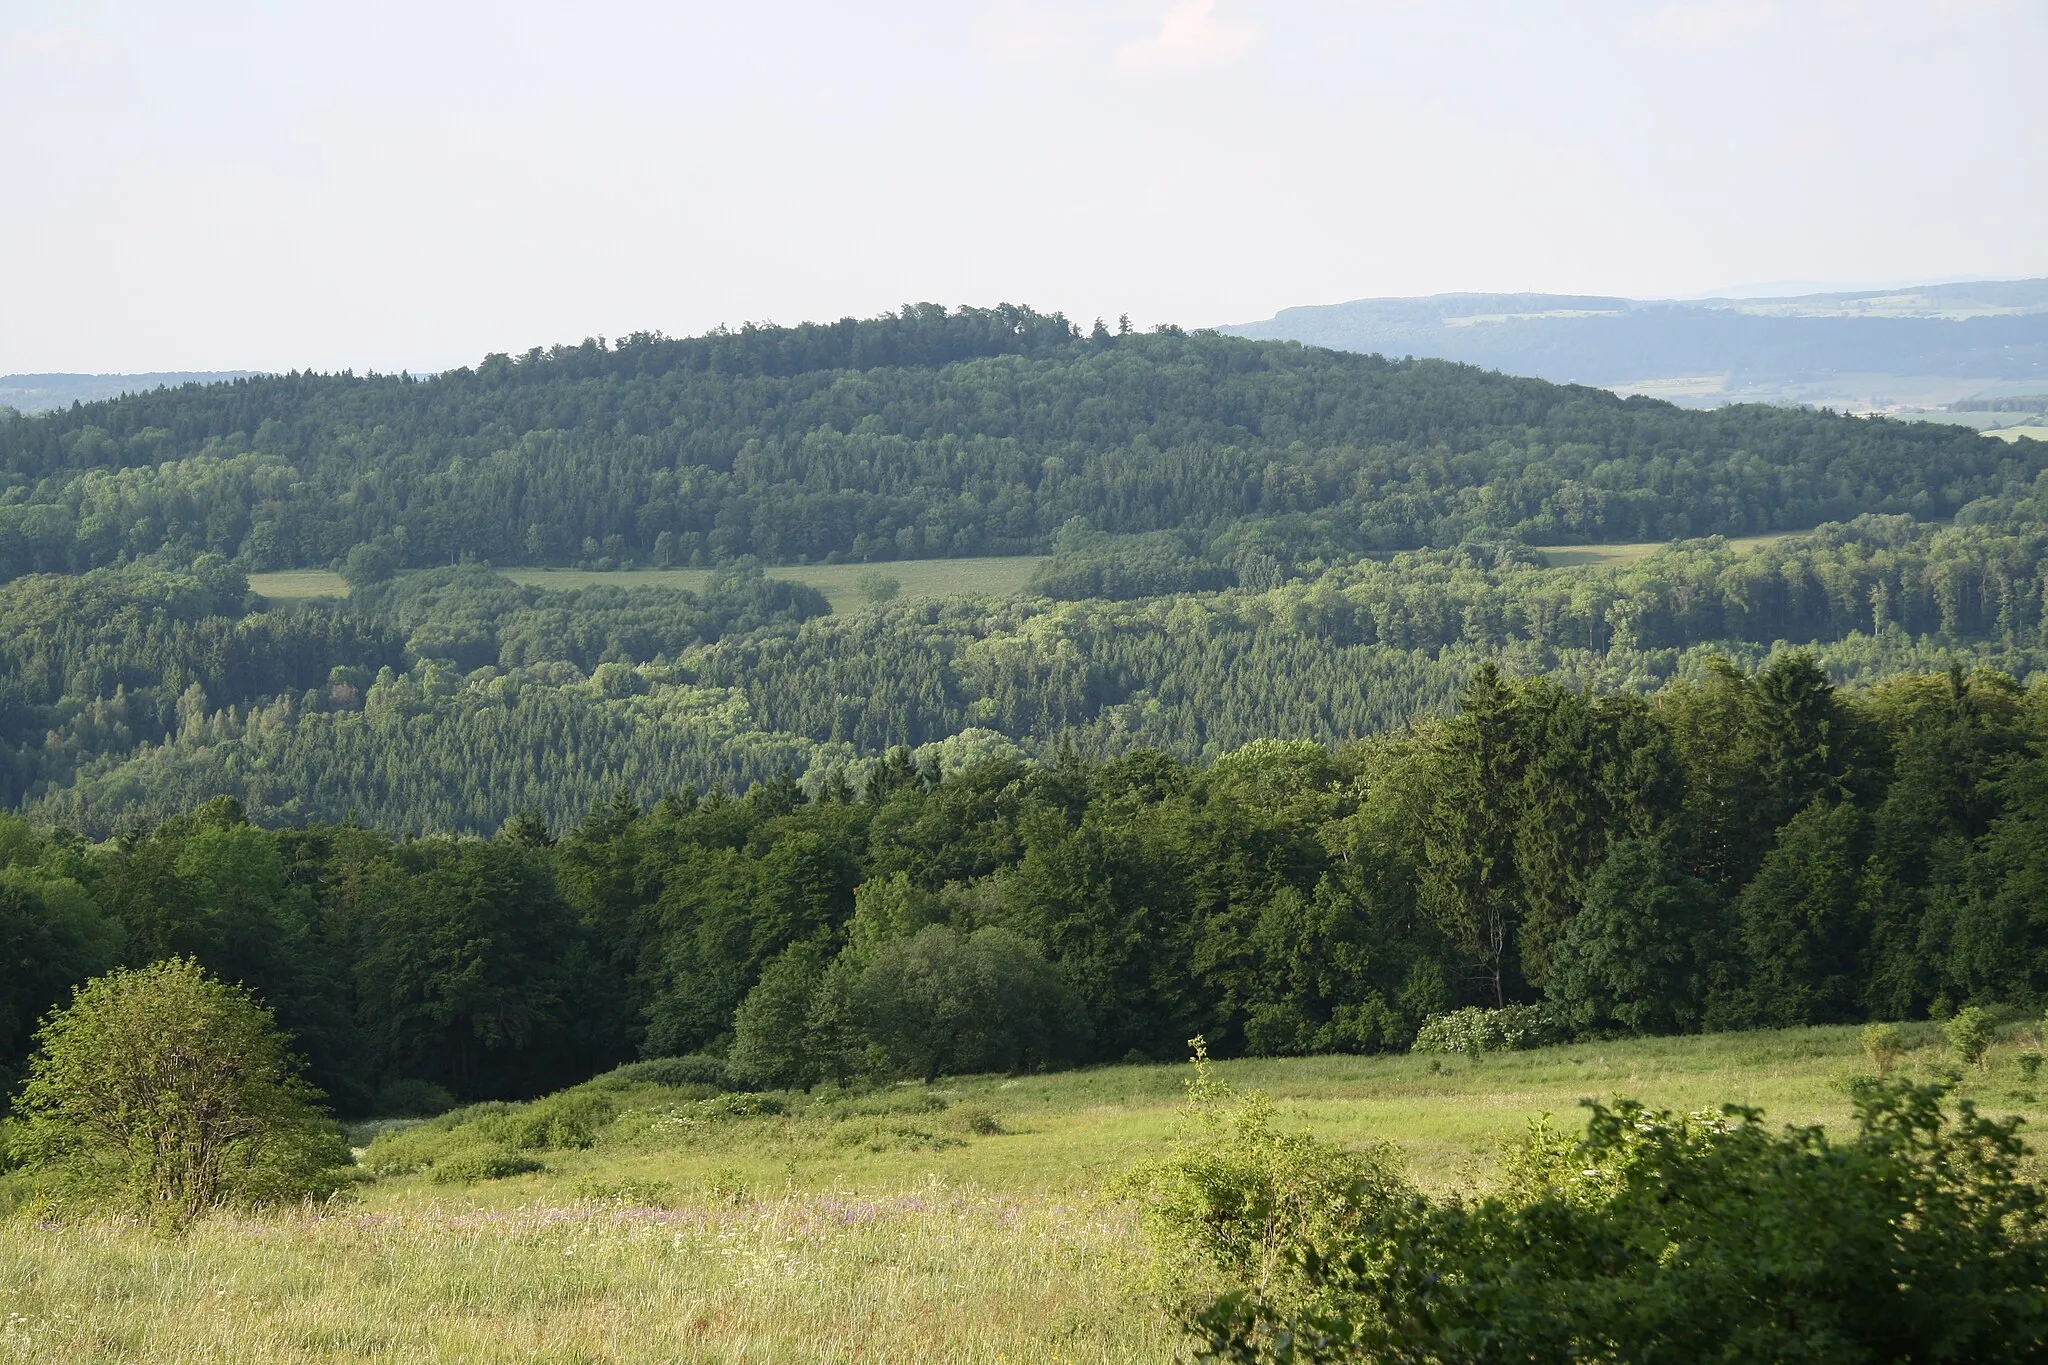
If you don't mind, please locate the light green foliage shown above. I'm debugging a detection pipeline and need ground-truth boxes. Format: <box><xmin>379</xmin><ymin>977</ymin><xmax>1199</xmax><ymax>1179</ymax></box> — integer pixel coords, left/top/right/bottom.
<box><xmin>0</xmin><ymin>1028</ymin><xmax>2042</xmax><ymax>1360</ymax></box>
<box><xmin>1193</xmin><ymin>1080</ymin><xmax>2048</xmax><ymax>1363</ymax></box>
<box><xmin>362</xmin><ymin>1091</ymin><xmax>619</xmax><ymax>1179</ymax></box>
<box><xmin>1862</xmin><ymin>1022</ymin><xmax>1907</xmax><ymax>1076</ymax></box>
<box><xmin>1410</xmin><ymin>1005</ymin><xmax>1559</xmax><ymax>1056</ymax></box>
<box><xmin>1946</xmin><ymin>1005</ymin><xmax>1997</xmax><ymax>1067</ymax></box>
<box><xmin>729</xmin><ymin>940</ymin><xmax>833</xmax><ymax>1089</ymax></box>
<box><xmin>1116</xmin><ymin>1040</ymin><xmax>1408</xmax><ymax>1312</ymax></box>
<box><xmin>7</xmin><ymin>958</ymin><xmax>351</xmax><ymax>1222</ymax></box>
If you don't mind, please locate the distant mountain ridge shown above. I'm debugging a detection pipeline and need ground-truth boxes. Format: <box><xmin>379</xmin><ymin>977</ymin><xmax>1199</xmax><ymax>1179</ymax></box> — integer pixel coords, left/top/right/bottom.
<box><xmin>0</xmin><ymin>372</ymin><xmax>260</xmax><ymax>414</ymax></box>
<box><xmin>1223</xmin><ymin>279</ymin><xmax>2048</xmax><ymax>410</ymax></box>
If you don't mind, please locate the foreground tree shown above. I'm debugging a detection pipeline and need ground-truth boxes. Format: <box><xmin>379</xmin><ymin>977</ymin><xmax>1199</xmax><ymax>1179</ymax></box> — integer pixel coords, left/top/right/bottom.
<box><xmin>8</xmin><ymin>958</ymin><xmax>351</xmax><ymax>1223</ymax></box>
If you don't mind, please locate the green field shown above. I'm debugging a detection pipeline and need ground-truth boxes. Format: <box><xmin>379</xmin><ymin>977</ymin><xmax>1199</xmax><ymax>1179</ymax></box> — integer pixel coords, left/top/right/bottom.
<box><xmin>3</xmin><ymin>1024</ymin><xmax>2040</xmax><ymax>1362</ymax></box>
<box><xmin>1538</xmin><ymin>529</ymin><xmax>1796</xmax><ymax>569</ymax></box>
<box><xmin>245</xmin><ymin>570</ymin><xmax>351</xmax><ymax>601</ymax></box>
<box><xmin>1986</xmin><ymin>424</ymin><xmax>2048</xmax><ymax>444</ymax></box>
<box><xmin>502</xmin><ymin>556</ymin><xmax>1046</xmax><ymax>614</ymax></box>
<box><xmin>248</xmin><ymin>558</ymin><xmax>1048</xmax><ymax>613</ymax></box>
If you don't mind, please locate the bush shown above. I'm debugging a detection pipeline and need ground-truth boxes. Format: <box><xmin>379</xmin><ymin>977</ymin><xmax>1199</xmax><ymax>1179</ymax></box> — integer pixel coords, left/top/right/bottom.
<box><xmin>427</xmin><ymin>1147</ymin><xmax>544</xmax><ymax>1184</ymax></box>
<box><xmin>591</xmin><ymin>1055</ymin><xmax>737</xmax><ymax>1090</ymax></box>
<box><xmin>376</xmin><ymin>1078</ymin><xmax>456</xmax><ymax>1117</ymax></box>
<box><xmin>1190</xmin><ymin>1080</ymin><xmax>2048</xmax><ymax>1362</ymax></box>
<box><xmin>1861</xmin><ymin>1022</ymin><xmax>1906</xmax><ymax>1076</ymax></box>
<box><xmin>1947</xmin><ymin>1005</ymin><xmax>1996</xmax><ymax>1068</ymax></box>
<box><xmin>6</xmin><ymin>958</ymin><xmax>352</xmax><ymax>1223</ymax></box>
<box><xmin>1411</xmin><ymin>1004</ymin><xmax>1559</xmax><ymax>1056</ymax></box>
<box><xmin>1116</xmin><ymin>1040</ymin><xmax>1408</xmax><ymax>1313</ymax></box>
<box><xmin>505</xmin><ymin>1091</ymin><xmax>613</xmax><ymax>1149</ymax></box>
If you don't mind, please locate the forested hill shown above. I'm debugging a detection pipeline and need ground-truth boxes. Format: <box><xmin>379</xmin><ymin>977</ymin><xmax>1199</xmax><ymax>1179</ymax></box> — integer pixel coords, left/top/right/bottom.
<box><xmin>1</xmin><ymin>304</ymin><xmax>2039</xmax><ymax>580</ymax></box>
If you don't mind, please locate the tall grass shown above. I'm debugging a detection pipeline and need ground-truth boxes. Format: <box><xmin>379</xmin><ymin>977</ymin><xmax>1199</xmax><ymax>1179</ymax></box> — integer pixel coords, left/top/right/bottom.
<box><xmin>4</xmin><ymin>1022</ymin><xmax>2043</xmax><ymax>1362</ymax></box>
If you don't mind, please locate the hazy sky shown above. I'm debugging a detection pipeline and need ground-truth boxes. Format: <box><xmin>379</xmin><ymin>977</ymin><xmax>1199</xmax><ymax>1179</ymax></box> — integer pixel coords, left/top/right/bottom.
<box><xmin>4</xmin><ymin>0</ymin><xmax>2044</xmax><ymax>374</ymax></box>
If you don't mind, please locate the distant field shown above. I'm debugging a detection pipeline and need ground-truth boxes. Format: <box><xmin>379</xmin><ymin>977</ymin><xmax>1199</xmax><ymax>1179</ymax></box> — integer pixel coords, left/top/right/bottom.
<box><xmin>1539</xmin><ymin>528</ymin><xmax>1795</xmax><ymax>569</ymax></box>
<box><xmin>247</xmin><ymin>569</ymin><xmax>350</xmax><ymax>601</ymax></box>
<box><xmin>1985</xmin><ymin>424</ymin><xmax>2048</xmax><ymax>443</ymax></box>
<box><xmin>250</xmin><ymin>558</ymin><xmax>1048</xmax><ymax>612</ymax></box>
<box><xmin>1</xmin><ymin>1023</ymin><xmax>2037</xmax><ymax>1362</ymax></box>
<box><xmin>503</xmin><ymin>556</ymin><xmax>1045</xmax><ymax>613</ymax></box>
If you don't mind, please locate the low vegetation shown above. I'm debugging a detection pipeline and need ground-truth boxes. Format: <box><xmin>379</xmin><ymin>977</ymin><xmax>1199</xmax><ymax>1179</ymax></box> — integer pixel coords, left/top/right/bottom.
<box><xmin>4</xmin><ymin>1024</ymin><xmax>2045</xmax><ymax>1360</ymax></box>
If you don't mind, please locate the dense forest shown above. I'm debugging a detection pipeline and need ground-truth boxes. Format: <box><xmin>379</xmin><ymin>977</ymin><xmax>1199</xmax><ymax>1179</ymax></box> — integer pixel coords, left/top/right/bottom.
<box><xmin>5</xmin><ymin>655</ymin><xmax>2046</xmax><ymax>1113</ymax></box>
<box><xmin>6</xmin><ymin>306</ymin><xmax>2048</xmax><ymax>1115</ymax></box>
<box><xmin>3</xmin><ymin>499</ymin><xmax>2045</xmax><ymax>835</ymax></box>
<box><xmin>2</xmin><ymin>305</ymin><xmax>2041</xmax><ymax>581</ymax></box>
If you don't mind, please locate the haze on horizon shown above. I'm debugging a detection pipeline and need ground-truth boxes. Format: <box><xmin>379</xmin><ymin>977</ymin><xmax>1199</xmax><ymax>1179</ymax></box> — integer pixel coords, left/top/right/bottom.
<box><xmin>4</xmin><ymin>0</ymin><xmax>2044</xmax><ymax>376</ymax></box>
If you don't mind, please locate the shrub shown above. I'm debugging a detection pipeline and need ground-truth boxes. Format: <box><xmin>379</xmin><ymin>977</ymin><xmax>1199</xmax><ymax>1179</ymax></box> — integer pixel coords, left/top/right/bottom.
<box><xmin>1410</xmin><ymin>1004</ymin><xmax>1558</xmax><ymax>1056</ymax></box>
<box><xmin>1190</xmin><ymin>1080</ymin><xmax>2048</xmax><ymax>1362</ymax></box>
<box><xmin>7</xmin><ymin>958</ymin><xmax>352</xmax><ymax>1223</ymax></box>
<box><xmin>505</xmin><ymin>1091</ymin><xmax>614</xmax><ymax>1150</ymax></box>
<box><xmin>1861</xmin><ymin>1022</ymin><xmax>1906</xmax><ymax>1076</ymax></box>
<box><xmin>428</xmin><ymin>1147</ymin><xmax>543</xmax><ymax>1184</ymax></box>
<box><xmin>1115</xmin><ymin>1039</ymin><xmax>1408</xmax><ymax>1313</ymax></box>
<box><xmin>594</xmin><ymin>1055</ymin><xmax>736</xmax><ymax>1090</ymax></box>
<box><xmin>1946</xmin><ymin>1005</ymin><xmax>1995</xmax><ymax>1068</ymax></box>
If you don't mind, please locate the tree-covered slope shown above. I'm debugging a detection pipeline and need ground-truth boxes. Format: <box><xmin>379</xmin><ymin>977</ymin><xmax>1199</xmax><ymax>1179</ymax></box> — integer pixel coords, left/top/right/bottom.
<box><xmin>1</xmin><ymin>305</ymin><xmax>2040</xmax><ymax>580</ymax></box>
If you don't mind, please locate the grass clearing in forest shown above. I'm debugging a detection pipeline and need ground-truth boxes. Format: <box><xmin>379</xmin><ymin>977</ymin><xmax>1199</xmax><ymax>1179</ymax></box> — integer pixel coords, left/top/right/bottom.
<box><xmin>247</xmin><ymin>570</ymin><xmax>351</xmax><ymax>601</ymax></box>
<box><xmin>503</xmin><ymin>556</ymin><xmax>1046</xmax><ymax>612</ymax></box>
<box><xmin>1984</xmin><ymin>424</ymin><xmax>2048</xmax><ymax>444</ymax></box>
<box><xmin>1539</xmin><ymin>528</ymin><xmax>1799</xmax><ymax>569</ymax></box>
<box><xmin>4</xmin><ymin>1022</ymin><xmax>2044</xmax><ymax>1362</ymax></box>
<box><xmin>249</xmin><ymin>558</ymin><xmax>1047</xmax><ymax>612</ymax></box>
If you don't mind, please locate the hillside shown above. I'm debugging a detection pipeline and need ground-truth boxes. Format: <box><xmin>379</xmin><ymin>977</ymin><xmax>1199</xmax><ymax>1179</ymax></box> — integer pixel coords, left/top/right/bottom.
<box><xmin>1223</xmin><ymin>280</ymin><xmax>2048</xmax><ymax>411</ymax></box>
<box><xmin>3</xmin><ymin>304</ymin><xmax>2048</xmax><ymax>834</ymax></box>
<box><xmin>1</xmin><ymin>304</ymin><xmax>2038</xmax><ymax>583</ymax></box>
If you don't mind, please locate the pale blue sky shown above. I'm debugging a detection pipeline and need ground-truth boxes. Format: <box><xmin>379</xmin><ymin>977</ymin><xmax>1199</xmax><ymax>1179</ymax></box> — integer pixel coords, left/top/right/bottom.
<box><xmin>4</xmin><ymin>0</ymin><xmax>2044</xmax><ymax>373</ymax></box>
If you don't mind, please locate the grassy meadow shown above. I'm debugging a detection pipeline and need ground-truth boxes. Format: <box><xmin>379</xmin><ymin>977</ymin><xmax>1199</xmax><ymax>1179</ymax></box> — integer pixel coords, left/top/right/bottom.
<box><xmin>4</xmin><ymin>1022</ymin><xmax>2044</xmax><ymax>1362</ymax></box>
<box><xmin>247</xmin><ymin>557</ymin><xmax>1047</xmax><ymax>612</ymax></box>
<box><xmin>250</xmin><ymin>535</ymin><xmax>1814</xmax><ymax>610</ymax></box>
<box><xmin>1537</xmin><ymin>528</ymin><xmax>1795</xmax><ymax>569</ymax></box>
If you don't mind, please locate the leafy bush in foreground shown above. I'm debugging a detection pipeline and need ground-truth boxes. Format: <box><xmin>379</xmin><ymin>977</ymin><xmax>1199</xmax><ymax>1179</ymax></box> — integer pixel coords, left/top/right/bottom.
<box><xmin>7</xmin><ymin>958</ymin><xmax>352</xmax><ymax>1223</ymax></box>
<box><xmin>1185</xmin><ymin>1079</ymin><xmax>2048</xmax><ymax>1363</ymax></box>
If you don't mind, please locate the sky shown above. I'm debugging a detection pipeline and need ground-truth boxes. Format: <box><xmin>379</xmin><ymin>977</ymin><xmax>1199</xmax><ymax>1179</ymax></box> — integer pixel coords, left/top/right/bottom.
<box><xmin>3</xmin><ymin>0</ymin><xmax>2045</xmax><ymax>374</ymax></box>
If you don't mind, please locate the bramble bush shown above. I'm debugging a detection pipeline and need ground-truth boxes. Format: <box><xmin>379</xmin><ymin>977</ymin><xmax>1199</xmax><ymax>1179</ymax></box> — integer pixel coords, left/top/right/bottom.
<box><xmin>1183</xmin><ymin>1079</ymin><xmax>2048</xmax><ymax>1363</ymax></box>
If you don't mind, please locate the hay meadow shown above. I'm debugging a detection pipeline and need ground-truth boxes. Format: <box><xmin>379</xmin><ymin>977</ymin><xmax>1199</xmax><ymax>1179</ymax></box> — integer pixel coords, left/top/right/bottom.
<box><xmin>5</xmin><ymin>1022</ymin><xmax>2044</xmax><ymax>1363</ymax></box>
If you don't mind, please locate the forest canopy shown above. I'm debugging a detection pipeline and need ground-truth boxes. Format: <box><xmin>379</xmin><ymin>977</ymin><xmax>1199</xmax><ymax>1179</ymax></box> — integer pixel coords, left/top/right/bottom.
<box><xmin>4</xmin><ymin>655</ymin><xmax>2047</xmax><ymax>1115</ymax></box>
<box><xmin>1</xmin><ymin>304</ymin><xmax>2040</xmax><ymax>582</ymax></box>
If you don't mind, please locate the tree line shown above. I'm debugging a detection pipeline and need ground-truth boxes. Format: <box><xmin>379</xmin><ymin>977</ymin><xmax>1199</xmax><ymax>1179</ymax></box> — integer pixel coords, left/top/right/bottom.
<box><xmin>5</xmin><ymin>655</ymin><xmax>2046</xmax><ymax>1112</ymax></box>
